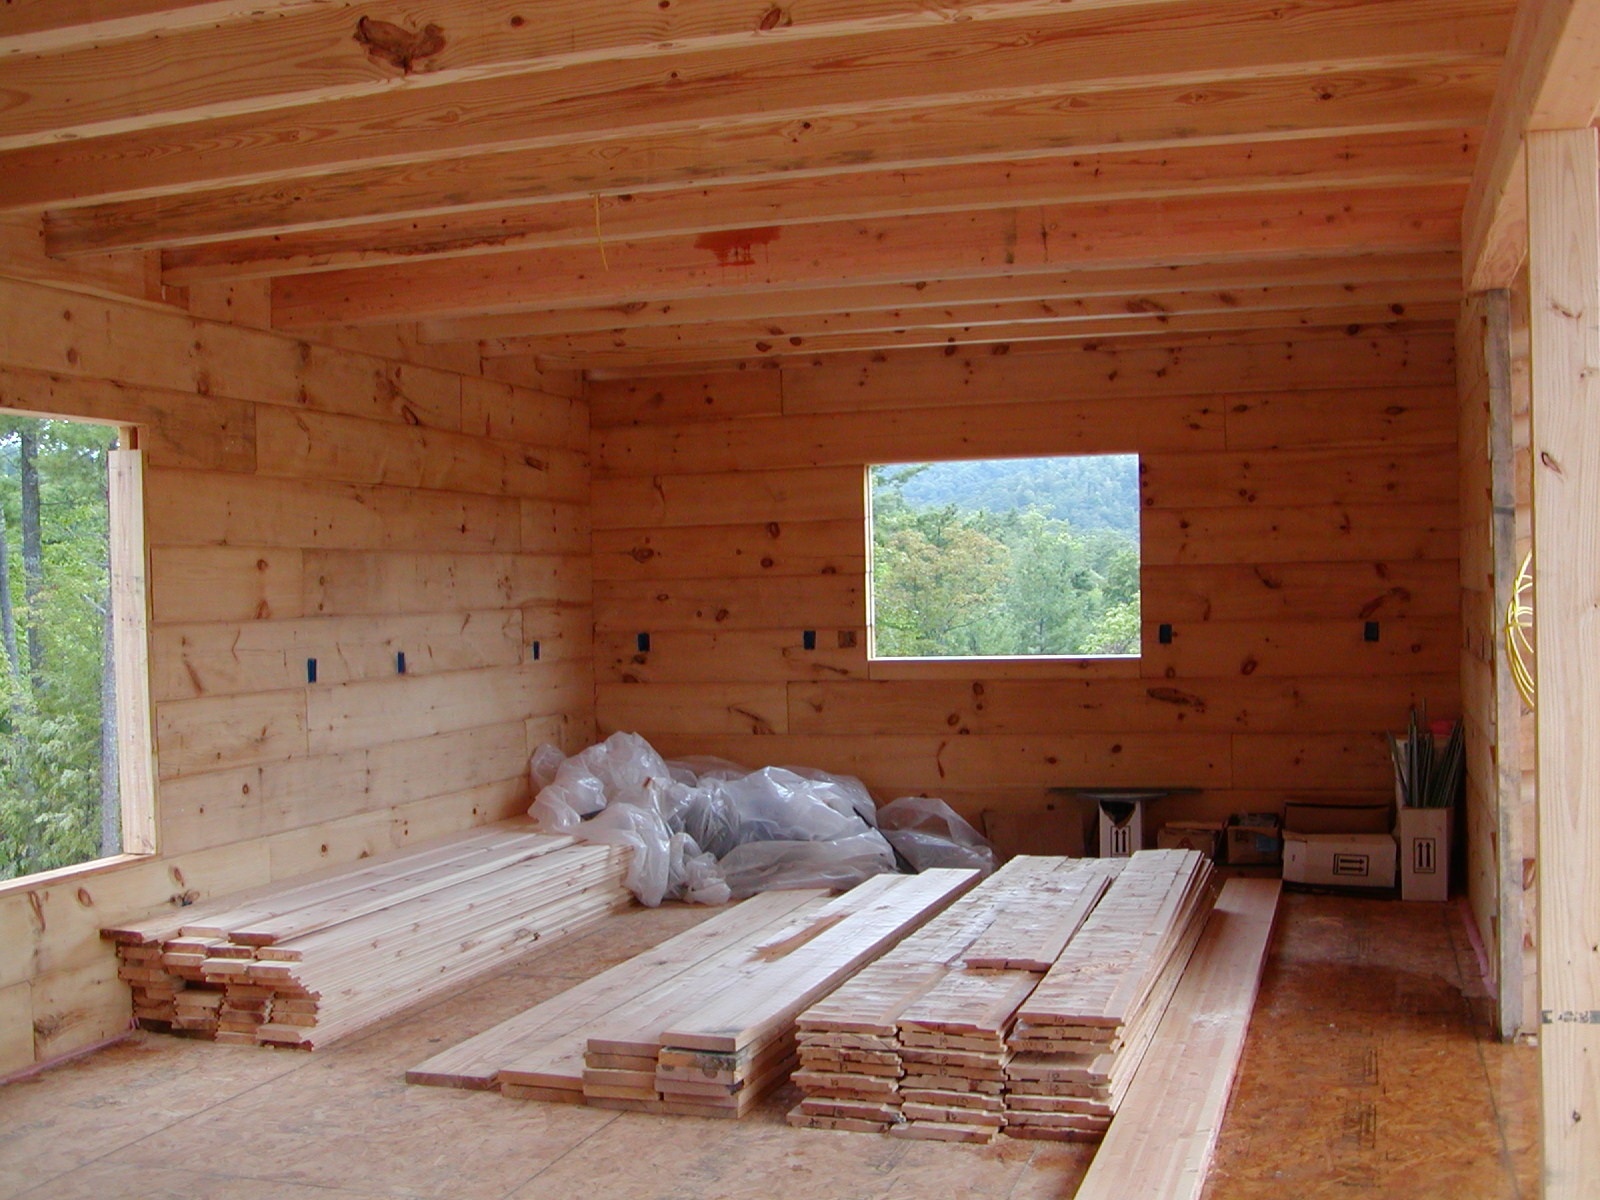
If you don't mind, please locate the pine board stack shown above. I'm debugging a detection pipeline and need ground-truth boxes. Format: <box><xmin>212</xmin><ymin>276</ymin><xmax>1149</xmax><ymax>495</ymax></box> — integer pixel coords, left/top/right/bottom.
<box><xmin>410</xmin><ymin>867</ymin><xmax>980</xmax><ymax>1119</ymax></box>
<box><xmin>102</xmin><ymin>819</ymin><xmax>634</xmax><ymax>1050</ymax></box>
<box><xmin>788</xmin><ymin>856</ymin><xmax>1120</xmax><ymax>1141</ymax></box>
<box><xmin>1004</xmin><ymin>848</ymin><xmax>1215</xmax><ymax>1141</ymax></box>
<box><xmin>408</xmin><ymin>886</ymin><xmax>833</xmax><ymax>1094</ymax></box>
<box><xmin>636</xmin><ymin>869</ymin><xmax>979</xmax><ymax>1117</ymax></box>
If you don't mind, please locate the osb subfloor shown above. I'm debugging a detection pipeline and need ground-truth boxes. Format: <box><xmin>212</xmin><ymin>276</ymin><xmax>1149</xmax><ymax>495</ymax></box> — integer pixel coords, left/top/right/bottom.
<box><xmin>1</xmin><ymin>890</ymin><xmax>1536</xmax><ymax>1200</ymax></box>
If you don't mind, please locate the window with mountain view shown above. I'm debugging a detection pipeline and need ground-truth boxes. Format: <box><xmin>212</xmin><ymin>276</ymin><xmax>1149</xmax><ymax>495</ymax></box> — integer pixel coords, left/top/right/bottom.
<box><xmin>868</xmin><ymin>455</ymin><xmax>1140</xmax><ymax>660</ymax></box>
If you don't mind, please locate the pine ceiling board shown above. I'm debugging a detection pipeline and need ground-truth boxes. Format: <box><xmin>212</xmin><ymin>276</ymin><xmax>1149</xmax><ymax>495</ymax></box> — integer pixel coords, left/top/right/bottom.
<box><xmin>155</xmin><ymin>128</ymin><xmax>1477</xmax><ymax>282</ymax></box>
<box><xmin>0</xmin><ymin>0</ymin><xmax>317</xmax><ymax>56</ymax></box>
<box><xmin>33</xmin><ymin>61</ymin><xmax>1493</xmax><ymax>255</ymax></box>
<box><xmin>0</xmin><ymin>0</ymin><xmax>1507</xmax><ymax>208</ymax></box>
<box><xmin>0</xmin><ymin>0</ymin><xmax>1193</xmax><ymax>129</ymax></box>
<box><xmin>502</xmin><ymin>288</ymin><xmax>1461</xmax><ymax>363</ymax></box>
<box><xmin>263</xmin><ymin>184</ymin><xmax>1463</xmax><ymax>328</ymax></box>
<box><xmin>436</xmin><ymin>250</ymin><xmax>1463</xmax><ymax>344</ymax></box>
<box><xmin>526</xmin><ymin>299</ymin><xmax>1464</xmax><ymax>370</ymax></box>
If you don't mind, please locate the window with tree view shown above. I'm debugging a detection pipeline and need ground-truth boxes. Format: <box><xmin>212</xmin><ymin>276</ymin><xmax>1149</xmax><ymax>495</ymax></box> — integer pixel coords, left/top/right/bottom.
<box><xmin>0</xmin><ymin>415</ymin><xmax>135</xmax><ymax>883</ymax></box>
<box><xmin>868</xmin><ymin>455</ymin><xmax>1140</xmax><ymax>660</ymax></box>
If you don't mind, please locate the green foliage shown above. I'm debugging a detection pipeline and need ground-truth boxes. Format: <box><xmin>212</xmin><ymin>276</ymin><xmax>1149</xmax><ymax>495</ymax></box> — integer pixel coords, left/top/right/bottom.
<box><xmin>896</xmin><ymin>455</ymin><xmax>1141</xmax><ymax>533</ymax></box>
<box><xmin>0</xmin><ymin>415</ymin><xmax>116</xmax><ymax>882</ymax></box>
<box><xmin>870</xmin><ymin>459</ymin><xmax>1141</xmax><ymax>659</ymax></box>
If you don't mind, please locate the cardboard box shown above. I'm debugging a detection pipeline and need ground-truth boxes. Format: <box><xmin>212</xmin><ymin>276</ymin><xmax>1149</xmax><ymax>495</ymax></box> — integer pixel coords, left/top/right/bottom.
<box><xmin>1397</xmin><ymin>806</ymin><xmax>1450</xmax><ymax>901</ymax></box>
<box><xmin>1283</xmin><ymin>832</ymin><xmax>1397</xmax><ymax>888</ymax></box>
<box><xmin>1281</xmin><ymin>800</ymin><xmax>1392</xmax><ymax>835</ymax></box>
<box><xmin>1224</xmin><ymin>813</ymin><xmax>1282</xmax><ymax>865</ymax></box>
<box><xmin>1157</xmin><ymin>821</ymin><xmax>1222</xmax><ymax>859</ymax></box>
<box><xmin>1097</xmin><ymin>798</ymin><xmax>1147</xmax><ymax>857</ymax></box>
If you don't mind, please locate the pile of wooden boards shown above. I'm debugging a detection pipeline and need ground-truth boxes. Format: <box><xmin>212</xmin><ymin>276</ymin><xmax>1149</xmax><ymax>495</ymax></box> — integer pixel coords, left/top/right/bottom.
<box><xmin>1073</xmin><ymin>877</ymin><xmax>1282</xmax><ymax>1200</ymax></box>
<box><xmin>408</xmin><ymin>867</ymin><xmax>979</xmax><ymax>1116</ymax></box>
<box><xmin>1004</xmin><ymin>849</ymin><xmax>1215</xmax><ymax>1140</ymax></box>
<box><xmin>787</xmin><ymin>849</ymin><xmax>1215</xmax><ymax>1144</ymax></box>
<box><xmin>101</xmin><ymin>819</ymin><xmax>633</xmax><ymax>1050</ymax></box>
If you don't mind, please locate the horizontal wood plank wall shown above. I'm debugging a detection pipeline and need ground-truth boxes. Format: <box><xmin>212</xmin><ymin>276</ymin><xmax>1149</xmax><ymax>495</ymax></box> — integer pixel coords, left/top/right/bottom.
<box><xmin>590</xmin><ymin>332</ymin><xmax>1460</xmax><ymax>834</ymax></box>
<box><xmin>0</xmin><ymin>270</ymin><xmax>593</xmax><ymax>1075</ymax></box>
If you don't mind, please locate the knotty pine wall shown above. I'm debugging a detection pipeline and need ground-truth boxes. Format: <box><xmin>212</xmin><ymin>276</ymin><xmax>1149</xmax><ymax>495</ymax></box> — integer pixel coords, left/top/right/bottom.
<box><xmin>0</xmin><ymin>265</ymin><xmax>593</xmax><ymax>1076</ymax></box>
<box><xmin>590</xmin><ymin>330</ymin><xmax>1461</xmax><ymax>836</ymax></box>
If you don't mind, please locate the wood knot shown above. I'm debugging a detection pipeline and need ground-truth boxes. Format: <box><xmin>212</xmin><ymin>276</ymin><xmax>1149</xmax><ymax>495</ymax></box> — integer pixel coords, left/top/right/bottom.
<box><xmin>355</xmin><ymin>17</ymin><xmax>446</xmax><ymax>74</ymax></box>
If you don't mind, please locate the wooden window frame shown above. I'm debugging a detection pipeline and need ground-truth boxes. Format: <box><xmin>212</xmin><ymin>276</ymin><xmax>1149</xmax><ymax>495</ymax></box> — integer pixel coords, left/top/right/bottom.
<box><xmin>0</xmin><ymin>421</ymin><xmax>156</xmax><ymax>897</ymax></box>
<box><xmin>863</xmin><ymin>454</ymin><xmax>1142</xmax><ymax>677</ymax></box>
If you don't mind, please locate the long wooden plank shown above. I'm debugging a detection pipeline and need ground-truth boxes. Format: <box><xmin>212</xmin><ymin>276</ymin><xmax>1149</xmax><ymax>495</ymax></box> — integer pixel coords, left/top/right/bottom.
<box><xmin>441</xmin><ymin>249</ymin><xmax>1462</xmax><ymax>346</ymax></box>
<box><xmin>962</xmin><ymin>859</ymin><xmax>1117</xmax><ymax>971</ymax></box>
<box><xmin>659</xmin><ymin>869</ymin><xmax>980</xmax><ymax>1053</ymax></box>
<box><xmin>407</xmin><ymin>888</ymin><xmax>826</xmax><ymax>1088</ymax></box>
<box><xmin>265</xmin><ymin>184</ymin><xmax>1466</xmax><ymax>327</ymax></box>
<box><xmin>575</xmin><ymin>874</ymin><xmax>914</xmax><ymax>1064</ymax></box>
<box><xmin>1479</xmin><ymin>289</ymin><xmax>1528</xmax><ymax>1042</ymax></box>
<box><xmin>11</xmin><ymin>2</ymin><xmax>1504</xmax><ymax>213</ymax></box>
<box><xmin>163</xmin><ymin>133</ymin><xmax>1475</xmax><ymax>285</ymax></box>
<box><xmin>1017</xmin><ymin>850</ymin><xmax>1211</xmax><ymax>1033</ymax></box>
<box><xmin>1071</xmin><ymin>877</ymin><xmax>1280</xmax><ymax>1200</ymax></box>
<box><xmin>101</xmin><ymin>819</ymin><xmax>543</xmax><ymax>942</ymax></box>
<box><xmin>1526</xmin><ymin>127</ymin><xmax>1600</xmax><ymax>1200</ymax></box>
<box><xmin>3</xmin><ymin>0</ymin><xmax>1162</xmax><ymax>143</ymax></box>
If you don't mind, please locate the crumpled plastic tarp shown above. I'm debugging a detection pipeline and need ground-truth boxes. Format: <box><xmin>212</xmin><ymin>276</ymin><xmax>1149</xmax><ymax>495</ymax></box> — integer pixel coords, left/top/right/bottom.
<box><xmin>526</xmin><ymin>731</ymin><xmax>996</xmax><ymax>907</ymax></box>
<box><xmin>876</xmin><ymin>794</ymin><xmax>1000</xmax><ymax>876</ymax></box>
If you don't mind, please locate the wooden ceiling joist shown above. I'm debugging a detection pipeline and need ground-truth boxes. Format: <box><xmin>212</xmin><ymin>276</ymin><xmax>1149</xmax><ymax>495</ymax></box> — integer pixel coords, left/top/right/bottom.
<box><xmin>3</xmin><ymin>0</ymin><xmax>1510</xmax><ymax>368</ymax></box>
<box><xmin>421</xmin><ymin>251</ymin><xmax>1464</xmax><ymax>344</ymax></box>
<box><xmin>4</xmin><ymin>0</ymin><xmax>1505</xmax><ymax>216</ymax></box>
<box><xmin>156</xmin><ymin>129</ymin><xmax>1476</xmax><ymax>283</ymax></box>
<box><xmin>483</xmin><ymin>281</ymin><xmax>1461</xmax><ymax>359</ymax></box>
<box><xmin>267</xmin><ymin>183</ymin><xmax>1463</xmax><ymax>328</ymax></box>
<box><xmin>529</xmin><ymin>303</ymin><xmax>1461</xmax><ymax>370</ymax></box>
<box><xmin>0</xmin><ymin>0</ymin><xmax>1212</xmax><ymax>128</ymax></box>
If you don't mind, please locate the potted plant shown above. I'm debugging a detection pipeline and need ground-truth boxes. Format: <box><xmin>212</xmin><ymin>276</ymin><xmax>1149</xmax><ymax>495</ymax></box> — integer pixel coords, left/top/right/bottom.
<box><xmin>1388</xmin><ymin>708</ymin><xmax>1464</xmax><ymax>901</ymax></box>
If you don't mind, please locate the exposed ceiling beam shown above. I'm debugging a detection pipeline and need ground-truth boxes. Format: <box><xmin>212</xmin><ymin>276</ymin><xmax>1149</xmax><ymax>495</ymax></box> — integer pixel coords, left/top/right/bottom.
<box><xmin>0</xmin><ymin>0</ymin><xmax>314</xmax><ymax>56</ymax></box>
<box><xmin>555</xmin><ymin>306</ymin><xmax>1458</xmax><ymax>368</ymax></box>
<box><xmin>40</xmin><ymin>63</ymin><xmax>1492</xmax><ymax>257</ymax></box>
<box><xmin>481</xmin><ymin>279</ymin><xmax>1463</xmax><ymax>361</ymax></box>
<box><xmin>0</xmin><ymin>0</ymin><xmax>1506</xmax><ymax>210</ymax></box>
<box><xmin>0</xmin><ymin>0</ymin><xmax>1204</xmax><ymax>145</ymax></box>
<box><xmin>576</xmin><ymin>318</ymin><xmax>1458</xmax><ymax>379</ymax></box>
<box><xmin>154</xmin><ymin>129</ymin><xmax>1475</xmax><ymax>280</ymax></box>
<box><xmin>1463</xmin><ymin>0</ymin><xmax>1600</xmax><ymax>289</ymax></box>
<box><xmin>423</xmin><ymin>251</ymin><xmax>1464</xmax><ymax>343</ymax></box>
<box><xmin>268</xmin><ymin>184</ymin><xmax>1463</xmax><ymax>327</ymax></box>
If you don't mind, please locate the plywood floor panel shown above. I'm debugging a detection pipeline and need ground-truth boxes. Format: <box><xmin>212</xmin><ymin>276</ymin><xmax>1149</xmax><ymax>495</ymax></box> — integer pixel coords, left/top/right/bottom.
<box><xmin>0</xmin><ymin>892</ymin><xmax>1535</xmax><ymax>1200</ymax></box>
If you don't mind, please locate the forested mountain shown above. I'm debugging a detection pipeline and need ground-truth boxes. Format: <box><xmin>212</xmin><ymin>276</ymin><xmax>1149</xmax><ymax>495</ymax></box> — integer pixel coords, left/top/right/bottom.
<box><xmin>896</xmin><ymin>454</ymin><xmax>1140</xmax><ymax>533</ymax></box>
<box><xmin>871</xmin><ymin>457</ymin><xmax>1141</xmax><ymax>659</ymax></box>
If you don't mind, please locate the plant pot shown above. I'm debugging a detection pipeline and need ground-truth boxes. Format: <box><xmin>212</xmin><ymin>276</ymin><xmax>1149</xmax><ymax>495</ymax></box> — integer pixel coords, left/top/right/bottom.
<box><xmin>1397</xmin><ymin>805</ymin><xmax>1450</xmax><ymax>902</ymax></box>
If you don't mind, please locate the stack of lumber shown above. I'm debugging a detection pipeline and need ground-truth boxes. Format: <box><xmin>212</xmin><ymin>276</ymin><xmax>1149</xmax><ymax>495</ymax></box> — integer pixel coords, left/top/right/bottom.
<box><xmin>787</xmin><ymin>856</ymin><xmax>1120</xmax><ymax>1141</ymax></box>
<box><xmin>102</xmin><ymin>819</ymin><xmax>634</xmax><ymax>1050</ymax></box>
<box><xmin>1073</xmin><ymin>878</ymin><xmax>1281</xmax><ymax>1200</ymax></box>
<box><xmin>410</xmin><ymin>868</ymin><xmax>979</xmax><ymax>1117</ymax></box>
<box><xmin>1004</xmin><ymin>849</ymin><xmax>1215</xmax><ymax>1141</ymax></box>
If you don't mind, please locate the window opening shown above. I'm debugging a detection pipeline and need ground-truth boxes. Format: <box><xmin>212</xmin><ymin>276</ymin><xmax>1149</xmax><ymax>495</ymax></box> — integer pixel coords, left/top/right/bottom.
<box><xmin>867</xmin><ymin>455</ymin><xmax>1140</xmax><ymax>660</ymax></box>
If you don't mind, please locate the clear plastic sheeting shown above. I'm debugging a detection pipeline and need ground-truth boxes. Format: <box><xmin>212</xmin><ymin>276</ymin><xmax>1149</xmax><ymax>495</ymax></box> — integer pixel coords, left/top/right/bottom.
<box><xmin>719</xmin><ymin>830</ymin><xmax>898</xmax><ymax>900</ymax></box>
<box><xmin>528</xmin><ymin>733</ymin><xmax>1000</xmax><ymax>906</ymax></box>
<box><xmin>877</xmin><ymin>795</ymin><xmax>1000</xmax><ymax>876</ymax></box>
<box><xmin>528</xmin><ymin>731</ymin><xmax>906</xmax><ymax>907</ymax></box>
